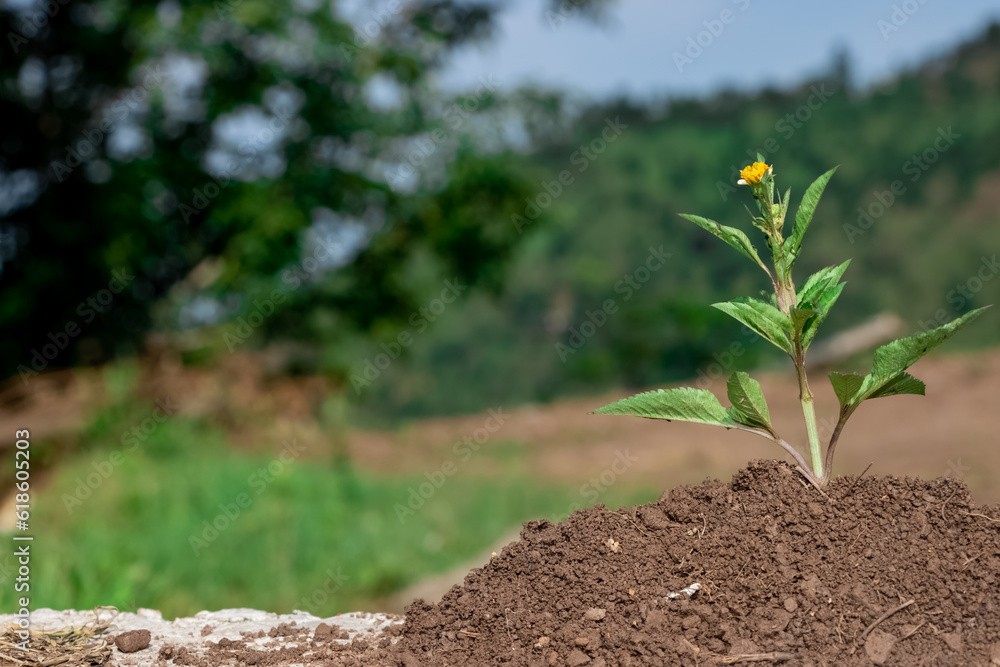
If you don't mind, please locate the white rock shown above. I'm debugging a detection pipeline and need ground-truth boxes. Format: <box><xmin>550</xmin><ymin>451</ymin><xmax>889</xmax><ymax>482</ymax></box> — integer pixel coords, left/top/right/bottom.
<box><xmin>0</xmin><ymin>607</ymin><xmax>402</xmax><ymax>667</ymax></box>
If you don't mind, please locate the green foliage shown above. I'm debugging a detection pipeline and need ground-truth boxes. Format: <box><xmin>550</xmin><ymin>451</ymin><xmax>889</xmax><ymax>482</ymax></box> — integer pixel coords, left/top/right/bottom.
<box><xmin>594</xmin><ymin>387</ymin><xmax>731</xmax><ymax>426</ymax></box>
<box><xmin>711</xmin><ymin>298</ymin><xmax>792</xmax><ymax>354</ymax></box>
<box><xmin>0</xmin><ymin>0</ymin><xmax>556</xmax><ymax>379</ymax></box>
<box><xmin>677</xmin><ymin>214</ymin><xmax>769</xmax><ymax>276</ymax></box>
<box><xmin>831</xmin><ymin>306</ymin><xmax>990</xmax><ymax>412</ymax></box>
<box><xmin>598</xmin><ymin>158</ymin><xmax>991</xmax><ymax>488</ymax></box>
<box><xmin>785</xmin><ymin>167</ymin><xmax>838</xmax><ymax>269</ymax></box>
<box><xmin>591</xmin><ymin>372</ymin><xmax>776</xmax><ymax>435</ymax></box>
<box><xmin>796</xmin><ymin>260</ymin><xmax>850</xmax><ymax>347</ymax></box>
<box><xmin>829</xmin><ymin>372</ymin><xmax>866</xmax><ymax>407</ymax></box>
<box><xmin>362</xmin><ymin>28</ymin><xmax>1000</xmax><ymax>419</ymax></box>
<box><xmin>726</xmin><ymin>372</ymin><xmax>773</xmax><ymax>432</ymax></box>
<box><xmin>868</xmin><ymin>373</ymin><xmax>927</xmax><ymax>399</ymax></box>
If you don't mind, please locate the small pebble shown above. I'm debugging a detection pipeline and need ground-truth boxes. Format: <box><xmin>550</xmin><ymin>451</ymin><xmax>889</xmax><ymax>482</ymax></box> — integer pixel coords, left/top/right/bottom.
<box><xmin>575</xmin><ymin>637</ymin><xmax>590</xmax><ymax>646</ymax></box>
<box><xmin>584</xmin><ymin>608</ymin><xmax>606</xmax><ymax>621</ymax></box>
<box><xmin>115</xmin><ymin>629</ymin><xmax>151</xmax><ymax>653</ymax></box>
<box><xmin>784</xmin><ymin>598</ymin><xmax>798</xmax><ymax>613</ymax></box>
<box><xmin>534</xmin><ymin>636</ymin><xmax>550</xmax><ymax>648</ymax></box>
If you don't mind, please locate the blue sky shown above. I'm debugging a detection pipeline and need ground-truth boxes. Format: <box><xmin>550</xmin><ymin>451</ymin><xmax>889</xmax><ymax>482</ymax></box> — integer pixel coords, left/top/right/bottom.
<box><xmin>436</xmin><ymin>0</ymin><xmax>1000</xmax><ymax>99</ymax></box>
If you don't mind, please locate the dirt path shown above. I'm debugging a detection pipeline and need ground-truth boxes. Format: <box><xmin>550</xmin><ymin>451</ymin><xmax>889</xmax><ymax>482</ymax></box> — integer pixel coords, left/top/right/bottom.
<box><xmin>346</xmin><ymin>349</ymin><xmax>1000</xmax><ymax>505</ymax></box>
<box><xmin>3</xmin><ymin>348</ymin><xmax>997</xmax><ymax>510</ymax></box>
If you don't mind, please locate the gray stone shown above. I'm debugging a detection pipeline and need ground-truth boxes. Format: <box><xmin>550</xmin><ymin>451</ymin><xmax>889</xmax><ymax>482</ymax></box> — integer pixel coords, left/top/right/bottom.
<box><xmin>0</xmin><ymin>607</ymin><xmax>402</xmax><ymax>666</ymax></box>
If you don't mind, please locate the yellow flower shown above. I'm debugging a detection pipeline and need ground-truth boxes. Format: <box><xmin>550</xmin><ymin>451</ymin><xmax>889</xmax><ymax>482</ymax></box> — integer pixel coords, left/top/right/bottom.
<box><xmin>738</xmin><ymin>161</ymin><xmax>771</xmax><ymax>185</ymax></box>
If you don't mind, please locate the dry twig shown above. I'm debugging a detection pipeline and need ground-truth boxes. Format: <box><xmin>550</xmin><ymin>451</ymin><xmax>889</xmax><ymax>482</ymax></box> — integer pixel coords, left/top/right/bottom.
<box><xmin>713</xmin><ymin>652</ymin><xmax>796</xmax><ymax>663</ymax></box>
<box><xmin>845</xmin><ymin>463</ymin><xmax>873</xmax><ymax>494</ymax></box>
<box><xmin>939</xmin><ymin>491</ymin><xmax>958</xmax><ymax>521</ymax></box>
<box><xmin>860</xmin><ymin>599</ymin><xmax>914</xmax><ymax>640</ymax></box>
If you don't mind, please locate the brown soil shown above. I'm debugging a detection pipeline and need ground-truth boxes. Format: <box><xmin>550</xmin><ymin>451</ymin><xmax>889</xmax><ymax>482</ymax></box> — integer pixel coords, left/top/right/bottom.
<box><xmin>151</xmin><ymin>461</ymin><xmax>1000</xmax><ymax>666</ymax></box>
<box><xmin>114</xmin><ymin>629</ymin><xmax>151</xmax><ymax>653</ymax></box>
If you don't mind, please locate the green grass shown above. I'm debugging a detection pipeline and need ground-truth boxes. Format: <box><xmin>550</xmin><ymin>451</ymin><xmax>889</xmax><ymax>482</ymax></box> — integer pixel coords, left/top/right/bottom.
<box><xmin>0</xmin><ymin>404</ymin><xmax>653</xmax><ymax>618</ymax></box>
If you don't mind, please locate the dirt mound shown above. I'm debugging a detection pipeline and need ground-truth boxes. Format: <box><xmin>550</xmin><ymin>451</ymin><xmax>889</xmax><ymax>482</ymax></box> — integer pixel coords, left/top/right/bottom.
<box><xmin>149</xmin><ymin>461</ymin><xmax>1000</xmax><ymax>666</ymax></box>
<box><xmin>378</xmin><ymin>460</ymin><xmax>1000</xmax><ymax>666</ymax></box>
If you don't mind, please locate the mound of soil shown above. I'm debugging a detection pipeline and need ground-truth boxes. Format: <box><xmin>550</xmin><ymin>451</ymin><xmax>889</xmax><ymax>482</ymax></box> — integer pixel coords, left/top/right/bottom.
<box><xmin>373</xmin><ymin>460</ymin><xmax>1000</xmax><ymax>666</ymax></box>
<box><xmin>154</xmin><ymin>460</ymin><xmax>1000</xmax><ymax>666</ymax></box>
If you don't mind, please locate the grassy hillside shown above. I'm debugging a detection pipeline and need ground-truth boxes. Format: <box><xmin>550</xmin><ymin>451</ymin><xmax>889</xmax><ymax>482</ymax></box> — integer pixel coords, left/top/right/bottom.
<box><xmin>353</xmin><ymin>25</ymin><xmax>1000</xmax><ymax>421</ymax></box>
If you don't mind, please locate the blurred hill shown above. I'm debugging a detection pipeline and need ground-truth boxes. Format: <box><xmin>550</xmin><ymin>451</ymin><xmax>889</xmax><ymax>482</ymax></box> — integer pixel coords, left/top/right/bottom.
<box><xmin>353</xmin><ymin>24</ymin><xmax>1000</xmax><ymax>420</ymax></box>
<box><xmin>3</xmin><ymin>18</ymin><xmax>999</xmax><ymax>422</ymax></box>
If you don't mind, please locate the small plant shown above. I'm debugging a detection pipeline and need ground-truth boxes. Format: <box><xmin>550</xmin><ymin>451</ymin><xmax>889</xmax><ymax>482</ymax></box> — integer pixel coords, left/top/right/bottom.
<box><xmin>594</xmin><ymin>158</ymin><xmax>990</xmax><ymax>489</ymax></box>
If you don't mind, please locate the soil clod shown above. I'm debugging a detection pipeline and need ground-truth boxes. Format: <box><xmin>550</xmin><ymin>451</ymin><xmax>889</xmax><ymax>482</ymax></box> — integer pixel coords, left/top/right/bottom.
<box><xmin>115</xmin><ymin>629</ymin><xmax>151</xmax><ymax>653</ymax></box>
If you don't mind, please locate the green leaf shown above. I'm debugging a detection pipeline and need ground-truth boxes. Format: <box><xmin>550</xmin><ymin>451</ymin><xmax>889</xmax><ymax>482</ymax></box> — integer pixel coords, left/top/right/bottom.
<box><xmin>712</xmin><ymin>298</ymin><xmax>793</xmax><ymax>354</ymax></box>
<box><xmin>834</xmin><ymin>306</ymin><xmax>990</xmax><ymax>409</ymax></box>
<box><xmin>790</xmin><ymin>306</ymin><xmax>817</xmax><ymax>335</ymax></box>
<box><xmin>802</xmin><ymin>283</ymin><xmax>845</xmax><ymax>349</ymax></box>
<box><xmin>829</xmin><ymin>372</ymin><xmax>865</xmax><ymax>409</ymax></box>
<box><xmin>869</xmin><ymin>372</ymin><xmax>926</xmax><ymax>399</ymax></box>
<box><xmin>797</xmin><ymin>260</ymin><xmax>851</xmax><ymax>348</ymax></box>
<box><xmin>785</xmin><ymin>167</ymin><xmax>837</xmax><ymax>266</ymax></box>
<box><xmin>868</xmin><ymin>306</ymin><xmax>990</xmax><ymax>389</ymax></box>
<box><xmin>778</xmin><ymin>187</ymin><xmax>791</xmax><ymax>230</ymax></box>
<box><xmin>726</xmin><ymin>372</ymin><xmax>772</xmax><ymax>431</ymax></box>
<box><xmin>594</xmin><ymin>387</ymin><xmax>732</xmax><ymax>426</ymax></box>
<box><xmin>679</xmin><ymin>214</ymin><xmax>770</xmax><ymax>276</ymax></box>
<box><xmin>831</xmin><ymin>371</ymin><xmax>925</xmax><ymax>410</ymax></box>
<box><xmin>797</xmin><ymin>260</ymin><xmax>851</xmax><ymax>306</ymax></box>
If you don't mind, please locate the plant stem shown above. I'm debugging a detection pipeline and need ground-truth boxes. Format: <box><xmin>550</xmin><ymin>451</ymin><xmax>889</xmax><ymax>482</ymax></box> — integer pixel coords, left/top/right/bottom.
<box><xmin>794</xmin><ymin>354</ymin><xmax>823</xmax><ymax>479</ymax></box>
<box><xmin>759</xmin><ymin>180</ymin><xmax>825</xmax><ymax>483</ymax></box>
<box><xmin>801</xmin><ymin>394</ymin><xmax>823</xmax><ymax>478</ymax></box>
<box><xmin>822</xmin><ymin>407</ymin><xmax>852</xmax><ymax>485</ymax></box>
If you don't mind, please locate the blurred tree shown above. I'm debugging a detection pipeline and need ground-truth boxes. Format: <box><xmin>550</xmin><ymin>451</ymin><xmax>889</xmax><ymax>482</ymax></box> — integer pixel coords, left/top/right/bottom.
<box><xmin>0</xmin><ymin>0</ymin><xmax>612</xmax><ymax>383</ymax></box>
